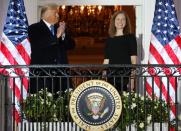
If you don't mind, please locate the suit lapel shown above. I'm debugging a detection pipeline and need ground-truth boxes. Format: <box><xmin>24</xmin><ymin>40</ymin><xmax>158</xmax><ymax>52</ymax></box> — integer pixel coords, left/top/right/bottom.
<box><xmin>40</xmin><ymin>20</ymin><xmax>56</xmax><ymax>37</ymax></box>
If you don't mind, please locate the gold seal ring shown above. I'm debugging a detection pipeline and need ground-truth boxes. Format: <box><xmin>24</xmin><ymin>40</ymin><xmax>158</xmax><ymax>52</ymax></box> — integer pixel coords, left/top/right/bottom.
<box><xmin>69</xmin><ymin>80</ymin><xmax>122</xmax><ymax>131</ymax></box>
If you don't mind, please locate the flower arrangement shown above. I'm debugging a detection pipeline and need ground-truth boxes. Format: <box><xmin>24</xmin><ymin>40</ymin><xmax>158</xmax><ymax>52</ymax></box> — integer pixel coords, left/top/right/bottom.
<box><xmin>23</xmin><ymin>88</ymin><xmax>71</xmax><ymax>122</ymax></box>
<box><xmin>117</xmin><ymin>91</ymin><xmax>175</xmax><ymax>131</ymax></box>
<box><xmin>23</xmin><ymin>89</ymin><xmax>175</xmax><ymax>130</ymax></box>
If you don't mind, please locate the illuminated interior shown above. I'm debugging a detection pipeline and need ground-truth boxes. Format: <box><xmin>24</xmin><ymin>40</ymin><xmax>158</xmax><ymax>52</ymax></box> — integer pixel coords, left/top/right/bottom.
<box><xmin>58</xmin><ymin>5</ymin><xmax>136</xmax><ymax>64</ymax></box>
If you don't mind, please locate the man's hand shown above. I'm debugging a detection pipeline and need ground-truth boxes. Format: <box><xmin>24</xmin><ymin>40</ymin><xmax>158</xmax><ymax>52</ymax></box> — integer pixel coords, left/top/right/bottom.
<box><xmin>56</xmin><ymin>21</ymin><xmax>65</xmax><ymax>38</ymax></box>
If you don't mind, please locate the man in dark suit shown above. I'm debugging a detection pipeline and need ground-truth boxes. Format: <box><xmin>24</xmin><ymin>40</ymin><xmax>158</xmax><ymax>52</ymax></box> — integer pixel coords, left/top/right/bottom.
<box><xmin>28</xmin><ymin>4</ymin><xmax>75</xmax><ymax>93</ymax></box>
<box><xmin>28</xmin><ymin>4</ymin><xmax>75</xmax><ymax>65</ymax></box>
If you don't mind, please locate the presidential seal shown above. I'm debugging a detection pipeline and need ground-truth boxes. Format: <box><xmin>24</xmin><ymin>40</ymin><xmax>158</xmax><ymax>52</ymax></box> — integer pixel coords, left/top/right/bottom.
<box><xmin>69</xmin><ymin>80</ymin><xmax>122</xmax><ymax>131</ymax></box>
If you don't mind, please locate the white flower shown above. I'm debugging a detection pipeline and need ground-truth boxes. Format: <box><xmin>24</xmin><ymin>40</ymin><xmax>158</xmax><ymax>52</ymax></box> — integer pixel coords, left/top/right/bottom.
<box><xmin>141</xmin><ymin>96</ymin><xmax>144</xmax><ymax>101</ymax></box>
<box><xmin>30</xmin><ymin>94</ymin><xmax>35</xmax><ymax>97</ymax></box>
<box><xmin>131</xmin><ymin>103</ymin><xmax>136</xmax><ymax>109</ymax></box>
<box><xmin>47</xmin><ymin>92</ymin><xmax>52</xmax><ymax>97</ymax></box>
<box><xmin>38</xmin><ymin>90</ymin><xmax>43</xmax><ymax>94</ymax></box>
<box><xmin>139</xmin><ymin>122</ymin><xmax>144</xmax><ymax>128</ymax></box>
<box><xmin>52</xmin><ymin>104</ymin><xmax>56</xmax><ymax>108</ymax></box>
<box><xmin>47</xmin><ymin>101</ymin><xmax>51</xmax><ymax>105</ymax></box>
<box><xmin>122</xmin><ymin>91</ymin><xmax>126</xmax><ymax>96</ymax></box>
<box><xmin>132</xmin><ymin>98</ymin><xmax>135</xmax><ymax>101</ymax></box>
<box><xmin>56</xmin><ymin>91</ymin><xmax>60</xmax><ymax>94</ymax></box>
<box><xmin>154</xmin><ymin>105</ymin><xmax>158</xmax><ymax>109</ymax></box>
<box><xmin>123</xmin><ymin>91</ymin><xmax>128</xmax><ymax>97</ymax></box>
<box><xmin>134</xmin><ymin>93</ymin><xmax>138</xmax><ymax>97</ymax></box>
<box><xmin>65</xmin><ymin>88</ymin><xmax>73</xmax><ymax>93</ymax></box>
<box><xmin>41</xmin><ymin>100</ymin><xmax>44</xmax><ymax>104</ymax></box>
<box><xmin>53</xmin><ymin>117</ymin><xmax>58</xmax><ymax>121</ymax></box>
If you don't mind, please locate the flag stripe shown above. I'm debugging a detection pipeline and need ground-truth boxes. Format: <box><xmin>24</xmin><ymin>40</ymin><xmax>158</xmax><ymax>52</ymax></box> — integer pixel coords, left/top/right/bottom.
<box><xmin>175</xmin><ymin>35</ymin><xmax>181</xmax><ymax>49</ymax></box>
<box><xmin>150</xmin><ymin>34</ymin><xmax>174</xmax><ymax>64</ymax></box>
<box><xmin>22</xmin><ymin>39</ymin><xmax>31</xmax><ymax>57</ymax></box>
<box><xmin>16</xmin><ymin>39</ymin><xmax>31</xmax><ymax>65</ymax></box>
<box><xmin>149</xmin><ymin>43</ymin><xmax>165</xmax><ymax>64</ymax></box>
<box><xmin>1</xmin><ymin>41</ymin><xmax>18</xmax><ymax>65</ymax></box>
<box><xmin>16</xmin><ymin>42</ymin><xmax>30</xmax><ymax>65</ymax></box>
<box><xmin>164</xmin><ymin>41</ymin><xmax>180</xmax><ymax>64</ymax></box>
<box><xmin>10</xmin><ymin>78</ymin><xmax>22</xmax><ymax>101</ymax></box>
<box><xmin>173</xmin><ymin>36</ymin><xmax>181</xmax><ymax>63</ymax></box>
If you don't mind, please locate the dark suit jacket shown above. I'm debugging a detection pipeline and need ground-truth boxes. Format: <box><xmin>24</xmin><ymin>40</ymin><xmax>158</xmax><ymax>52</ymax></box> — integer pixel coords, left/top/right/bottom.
<box><xmin>28</xmin><ymin>20</ymin><xmax>75</xmax><ymax>64</ymax></box>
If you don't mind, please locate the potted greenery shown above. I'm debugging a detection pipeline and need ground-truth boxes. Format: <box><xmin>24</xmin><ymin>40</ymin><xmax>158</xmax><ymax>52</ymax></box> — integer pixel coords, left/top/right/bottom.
<box><xmin>23</xmin><ymin>88</ymin><xmax>69</xmax><ymax>122</ymax></box>
<box><xmin>20</xmin><ymin>88</ymin><xmax>78</xmax><ymax>130</ymax></box>
<box><xmin>117</xmin><ymin>91</ymin><xmax>175</xmax><ymax>131</ymax></box>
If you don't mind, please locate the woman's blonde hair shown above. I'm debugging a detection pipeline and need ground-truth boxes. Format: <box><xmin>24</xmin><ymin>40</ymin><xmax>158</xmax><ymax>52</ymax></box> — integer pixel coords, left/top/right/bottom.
<box><xmin>108</xmin><ymin>11</ymin><xmax>131</xmax><ymax>37</ymax></box>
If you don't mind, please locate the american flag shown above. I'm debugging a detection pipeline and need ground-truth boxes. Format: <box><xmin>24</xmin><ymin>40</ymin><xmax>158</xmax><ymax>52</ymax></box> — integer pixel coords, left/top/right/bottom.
<box><xmin>0</xmin><ymin>0</ymin><xmax>31</xmax><ymax>122</ymax></box>
<box><xmin>146</xmin><ymin>0</ymin><xmax>181</xmax><ymax>120</ymax></box>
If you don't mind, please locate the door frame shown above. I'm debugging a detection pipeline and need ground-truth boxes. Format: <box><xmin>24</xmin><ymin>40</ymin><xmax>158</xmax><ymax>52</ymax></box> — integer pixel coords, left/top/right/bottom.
<box><xmin>25</xmin><ymin>0</ymin><xmax>156</xmax><ymax>63</ymax></box>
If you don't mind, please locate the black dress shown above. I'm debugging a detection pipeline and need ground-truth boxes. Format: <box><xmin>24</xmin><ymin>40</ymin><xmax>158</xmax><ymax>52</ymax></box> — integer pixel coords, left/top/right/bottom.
<box><xmin>104</xmin><ymin>34</ymin><xmax>137</xmax><ymax>91</ymax></box>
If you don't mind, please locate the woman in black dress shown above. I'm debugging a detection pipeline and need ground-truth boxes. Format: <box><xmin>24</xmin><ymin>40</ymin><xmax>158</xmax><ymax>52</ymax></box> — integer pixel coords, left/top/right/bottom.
<box><xmin>103</xmin><ymin>11</ymin><xmax>137</xmax><ymax>92</ymax></box>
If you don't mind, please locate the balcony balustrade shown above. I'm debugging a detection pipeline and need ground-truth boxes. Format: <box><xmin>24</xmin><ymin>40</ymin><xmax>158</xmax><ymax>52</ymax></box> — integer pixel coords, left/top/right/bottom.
<box><xmin>0</xmin><ymin>64</ymin><xmax>180</xmax><ymax>131</ymax></box>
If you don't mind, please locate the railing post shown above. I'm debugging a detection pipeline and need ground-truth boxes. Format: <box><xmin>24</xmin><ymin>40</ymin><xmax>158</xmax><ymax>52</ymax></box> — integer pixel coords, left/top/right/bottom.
<box><xmin>0</xmin><ymin>77</ymin><xmax>5</xmax><ymax>131</ymax></box>
<box><xmin>178</xmin><ymin>78</ymin><xmax>181</xmax><ymax>104</ymax></box>
<box><xmin>3</xmin><ymin>77</ymin><xmax>13</xmax><ymax>131</ymax></box>
<box><xmin>0</xmin><ymin>77</ymin><xmax>11</xmax><ymax>131</ymax></box>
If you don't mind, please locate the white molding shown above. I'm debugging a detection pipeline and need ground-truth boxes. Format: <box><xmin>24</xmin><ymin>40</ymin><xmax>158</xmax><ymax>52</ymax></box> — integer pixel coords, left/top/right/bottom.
<box><xmin>38</xmin><ymin>0</ymin><xmax>143</xmax><ymax>6</ymax></box>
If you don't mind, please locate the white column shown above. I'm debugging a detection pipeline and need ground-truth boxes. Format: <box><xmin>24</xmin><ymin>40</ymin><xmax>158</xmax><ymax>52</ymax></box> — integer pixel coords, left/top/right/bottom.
<box><xmin>141</xmin><ymin>0</ymin><xmax>155</xmax><ymax>64</ymax></box>
<box><xmin>24</xmin><ymin>0</ymin><xmax>38</xmax><ymax>25</ymax></box>
<box><xmin>135</xmin><ymin>5</ymin><xmax>143</xmax><ymax>64</ymax></box>
<box><xmin>0</xmin><ymin>0</ymin><xmax>9</xmax><ymax>39</ymax></box>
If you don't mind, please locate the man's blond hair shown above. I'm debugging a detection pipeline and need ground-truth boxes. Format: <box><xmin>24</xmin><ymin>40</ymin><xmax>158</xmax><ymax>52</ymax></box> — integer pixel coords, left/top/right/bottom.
<box><xmin>40</xmin><ymin>4</ymin><xmax>58</xmax><ymax>18</ymax></box>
